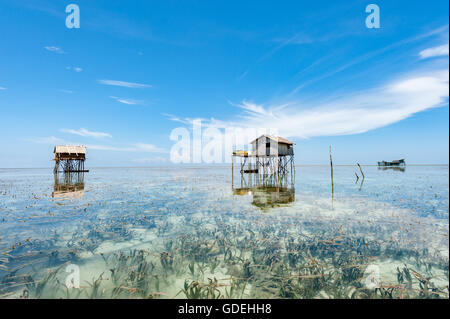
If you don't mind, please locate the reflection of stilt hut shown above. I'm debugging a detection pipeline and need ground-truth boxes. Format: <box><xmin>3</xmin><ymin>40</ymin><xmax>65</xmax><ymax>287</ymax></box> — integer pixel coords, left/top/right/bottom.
<box><xmin>232</xmin><ymin>172</ymin><xmax>295</xmax><ymax>210</ymax></box>
<box><xmin>52</xmin><ymin>172</ymin><xmax>85</xmax><ymax>199</ymax></box>
<box><xmin>232</xmin><ymin>135</ymin><xmax>296</xmax><ymax>210</ymax></box>
<box><xmin>232</xmin><ymin>135</ymin><xmax>294</xmax><ymax>175</ymax></box>
<box><xmin>53</xmin><ymin>145</ymin><xmax>88</xmax><ymax>173</ymax></box>
<box><xmin>252</xmin><ymin>186</ymin><xmax>295</xmax><ymax>209</ymax></box>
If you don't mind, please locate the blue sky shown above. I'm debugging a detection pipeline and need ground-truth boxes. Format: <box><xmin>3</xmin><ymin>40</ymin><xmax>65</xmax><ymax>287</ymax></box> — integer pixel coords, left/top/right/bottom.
<box><xmin>0</xmin><ymin>0</ymin><xmax>448</xmax><ymax>167</ymax></box>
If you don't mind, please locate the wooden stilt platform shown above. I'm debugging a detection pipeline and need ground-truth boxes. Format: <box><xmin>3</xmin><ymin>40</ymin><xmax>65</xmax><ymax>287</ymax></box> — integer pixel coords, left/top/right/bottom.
<box><xmin>231</xmin><ymin>135</ymin><xmax>295</xmax><ymax>177</ymax></box>
<box><xmin>53</xmin><ymin>145</ymin><xmax>88</xmax><ymax>173</ymax></box>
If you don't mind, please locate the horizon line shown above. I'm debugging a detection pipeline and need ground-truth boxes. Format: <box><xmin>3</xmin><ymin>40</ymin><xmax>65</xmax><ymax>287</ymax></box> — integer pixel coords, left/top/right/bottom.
<box><xmin>0</xmin><ymin>164</ymin><xmax>448</xmax><ymax>170</ymax></box>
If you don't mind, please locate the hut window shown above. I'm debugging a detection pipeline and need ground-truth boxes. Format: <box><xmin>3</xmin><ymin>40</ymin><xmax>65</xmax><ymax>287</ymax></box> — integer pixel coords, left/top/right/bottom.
<box><xmin>266</xmin><ymin>142</ymin><xmax>270</xmax><ymax>148</ymax></box>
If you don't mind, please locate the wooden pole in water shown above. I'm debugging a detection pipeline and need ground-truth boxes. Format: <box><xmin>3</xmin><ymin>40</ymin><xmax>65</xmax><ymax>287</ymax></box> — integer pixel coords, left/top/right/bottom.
<box><xmin>329</xmin><ymin>146</ymin><xmax>334</xmax><ymax>197</ymax></box>
<box><xmin>357</xmin><ymin>163</ymin><xmax>365</xmax><ymax>180</ymax></box>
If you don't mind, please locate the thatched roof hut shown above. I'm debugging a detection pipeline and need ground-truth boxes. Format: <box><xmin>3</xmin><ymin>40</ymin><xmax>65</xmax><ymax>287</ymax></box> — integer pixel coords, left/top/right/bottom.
<box><xmin>53</xmin><ymin>145</ymin><xmax>88</xmax><ymax>173</ymax></box>
<box><xmin>54</xmin><ymin>145</ymin><xmax>86</xmax><ymax>160</ymax></box>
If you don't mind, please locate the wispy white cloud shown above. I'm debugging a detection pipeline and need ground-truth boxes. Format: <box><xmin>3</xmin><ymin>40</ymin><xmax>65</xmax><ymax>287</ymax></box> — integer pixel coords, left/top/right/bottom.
<box><xmin>162</xmin><ymin>113</ymin><xmax>220</xmax><ymax>127</ymax></box>
<box><xmin>29</xmin><ymin>136</ymin><xmax>167</xmax><ymax>154</ymax></box>
<box><xmin>109</xmin><ymin>96</ymin><xmax>142</xmax><ymax>105</ymax></box>
<box><xmin>231</xmin><ymin>100</ymin><xmax>289</xmax><ymax>117</ymax></box>
<box><xmin>169</xmin><ymin>69</ymin><xmax>449</xmax><ymax>140</ymax></box>
<box><xmin>162</xmin><ymin>113</ymin><xmax>192</xmax><ymax>125</ymax></box>
<box><xmin>44</xmin><ymin>46</ymin><xmax>65</xmax><ymax>54</ymax></box>
<box><xmin>238</xmin><ymin>30</ymin><xmax>319</xmax><ymax>80</ymax></box>
<box><xmin>132</xmin><ymin>156</ymin><xmax>167</xmax><ymax>163</ymax></box>
<box><xmin>238</xmin><ymin>33</ymin><xmax>304</xmax><ymax>79</ymax></box>
<box><xmin>133</xmin><ymin>143</ymin><xmax>167</xmax><ymax>153</ymax></box>
<box><xmin>0</xmin><ymin>86</ymin><xmax>6</xmax><ymax>90</ymax></box>
<box><xmin>234</xmin><ymin>100</ymin><xmax>270</xmax><ymax>116</ymax></box>
<box><xmin>290</xmin><ymin>29</ymin><xmax>449</xmax><ymax>95</ymax></box>
<box><xmin>59</xmin><ymin>89</ymin><xmax>74</xmax><ymax>94</ymax></box>
<box><xmin>73</xmin><ymin>143</ymin><xmax>167</xmax><ymax>153</ymax></box>
<box><xmin>97</xmin><ymin>79</ymin><xmax>151</xmax><ymax>88</ymax></box>
<box><xmin>66</xmin><ymin>66</ymin><xmax>83</xmax><ymax>72</ymax></box>
<box><xmin>239</xmin><ymin>25</ymin><xmax>448</xmax><ymax>81</ymax></box>
<box><xmin>60</xmin><ymin>128</ymin><xmax>112</xmax><ymax>139</ymax></box>
<box><xmin>419</xmin><ymin>44</ymin><xmax>449</xmax><ymax>59</ymax></box>
<box><xmin>28</xmin><ymin>136</ymin><xmax>66</xmax><ymax>144</ymax></box>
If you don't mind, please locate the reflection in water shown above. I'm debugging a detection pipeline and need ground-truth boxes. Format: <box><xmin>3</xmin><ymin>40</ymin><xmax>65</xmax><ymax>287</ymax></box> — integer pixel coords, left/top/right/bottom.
<box><xmin>0</xmin><ymin>166</ymin><xmax>447</xmax><ymax>299</ymax></box>
<box><xmin>233</xmin><ymin>173</ymin><xmax>295</xmax><ymax>210</ymax></box>
<box><xmin>52</xmin><ymin>172</ymin><xmax>85</xmax><ymax>199</ymax></box>
<box><xmin>251</xmin><ymin>186</ymin><xmax>295</xmax><ymax>209</ymax></box>
<box><xmin>378</xmin><ymin>166</ymin><xmax>406</xmax><ymax>172</ymax></box>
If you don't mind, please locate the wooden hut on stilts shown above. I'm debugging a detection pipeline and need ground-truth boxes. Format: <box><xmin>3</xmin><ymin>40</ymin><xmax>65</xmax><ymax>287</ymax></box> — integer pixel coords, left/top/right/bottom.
<box><xmin>53</xmin><ymin>145</ymin><xmax>89</xmax><ymax>173</ymax></box>
<box><xmin>232</xmin><ymin>135</ymin><xmax>295</xmax><ymax>176</ymax></box>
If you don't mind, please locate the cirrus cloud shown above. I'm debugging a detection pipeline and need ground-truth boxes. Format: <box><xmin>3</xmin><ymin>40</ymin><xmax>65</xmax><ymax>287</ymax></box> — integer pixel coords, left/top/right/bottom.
<box><xmin>29</xmin><ymin>136</ymin><xmax>168</xmax><ymax>154</ymax></box>
<box><xmin>97</xmin><ymin>79</ymin><xmax>151</xmax><ymax>88</ymax></box>
<box><xmin>60</xmin><ymin>128</ymin><xmax>112</xmax><ymax>139</ymax></box>
<box><xmin>419</xmin><ymin>44</ymin><xmax>449</xmax><ymax>59</ymax></box>
<box><xmin>44</xmin><ymin>46</ymin><xmax>65</xmax><ymax>54</ymax></box>
<box><xmin>109</xmin><ymin>96</ymin><xmax>143</xmax><ymax>105</ymax></box>
<box><xmin>168</xmin><ymin>69</ymin><xmax>449</xmax><ymax>140</ymax></box>
<box><xmin>66</xmin><ymin>66</ymin><xmax>83</xmax><ymax>72</ymax></box>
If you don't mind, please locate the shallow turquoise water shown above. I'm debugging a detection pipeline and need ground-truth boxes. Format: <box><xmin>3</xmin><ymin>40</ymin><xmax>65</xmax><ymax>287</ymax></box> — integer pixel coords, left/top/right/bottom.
<box><xmin>0</xmin><ymin>166</ymin><xmax>448</xmax><ymax>298</ymax></box>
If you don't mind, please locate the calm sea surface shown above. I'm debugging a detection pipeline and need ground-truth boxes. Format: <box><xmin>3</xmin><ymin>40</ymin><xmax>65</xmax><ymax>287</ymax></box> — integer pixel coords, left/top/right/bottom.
<box><xmin>0</xmin><ymin>166</ymin><xmax>448</xmax><ymax>299</ymax></box>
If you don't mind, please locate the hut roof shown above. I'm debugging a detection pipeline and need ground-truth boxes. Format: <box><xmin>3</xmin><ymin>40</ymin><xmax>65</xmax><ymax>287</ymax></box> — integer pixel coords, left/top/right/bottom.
<box><xmin>54</xmin><ymin>145</ymin><xmax>87</xmax><ymax>154</ymax></box>
<box><xmin>250</xmin><ymin>135</ymin><xmax>295</xmax><ymax>145</ymax></box>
